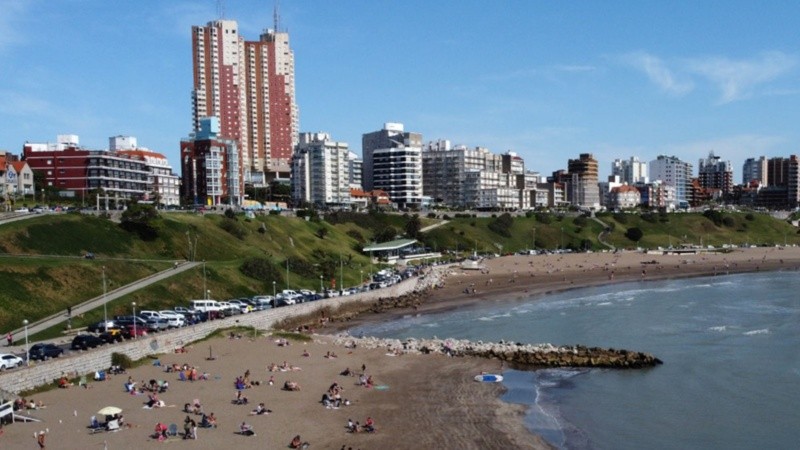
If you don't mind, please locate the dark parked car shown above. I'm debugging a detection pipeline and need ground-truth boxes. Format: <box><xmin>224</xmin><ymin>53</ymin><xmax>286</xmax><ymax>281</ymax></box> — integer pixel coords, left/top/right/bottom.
<box><xmin>28</xmin><ymin>343</ymin><xmax>64</xmax><ymax>361</ymax></box>
<box><xmin>71</xmin><ymin>334</ymin><xmax>105</xmax><ymax>350</ymax></box>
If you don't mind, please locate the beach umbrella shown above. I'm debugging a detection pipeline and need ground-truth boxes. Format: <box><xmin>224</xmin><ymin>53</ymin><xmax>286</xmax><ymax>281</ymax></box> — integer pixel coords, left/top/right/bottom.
<box><xmin>97</xmin><ymin>406</ymin><xmax>122</xmax><ymax>416</ymax></box>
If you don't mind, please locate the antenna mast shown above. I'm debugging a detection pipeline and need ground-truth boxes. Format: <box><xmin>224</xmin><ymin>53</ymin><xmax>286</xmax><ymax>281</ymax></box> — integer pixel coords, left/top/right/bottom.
<box><xmin>273</xmin><ymin>1</ymin><xmax>280</xmax><ymax>31</ymax></box>
<box><xmin>217</xmin><ymin>0</ymin><xmax>225</xmax><ymax>19</ymax></box>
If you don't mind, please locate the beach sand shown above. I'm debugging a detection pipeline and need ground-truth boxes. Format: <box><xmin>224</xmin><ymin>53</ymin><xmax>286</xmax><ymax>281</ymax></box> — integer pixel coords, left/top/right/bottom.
<box><xmin>6</xmin><ymin>246</ymin><xmax>800</xmax><ymax>449</ymax></box>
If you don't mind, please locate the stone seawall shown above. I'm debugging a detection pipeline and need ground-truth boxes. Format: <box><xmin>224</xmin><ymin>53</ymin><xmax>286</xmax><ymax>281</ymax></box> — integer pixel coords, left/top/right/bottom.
<box><xmin>334</xmin><ymin>336</ymin><xmax>663</xmax><ymax>369</ymax></box>
<box><xmin>0</xmin><ymin>272</ymin><xmax>426</xmax><ymax>395</ymax></box>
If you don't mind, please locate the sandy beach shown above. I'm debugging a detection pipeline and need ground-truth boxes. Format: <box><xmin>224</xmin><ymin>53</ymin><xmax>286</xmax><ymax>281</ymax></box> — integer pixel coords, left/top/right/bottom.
<box><xmin>5</xmin><ymin>246</ymin><xmax>800</xmax><ymax>449</ymax></box>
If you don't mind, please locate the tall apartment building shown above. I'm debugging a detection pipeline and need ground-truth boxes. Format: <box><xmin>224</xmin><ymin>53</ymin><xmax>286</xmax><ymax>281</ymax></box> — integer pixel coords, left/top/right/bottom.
<box><xmin>362</xmin><ymin>123</ymin><xmax>423</xmax><ymax>209</ymax></box>
<box><xmin>421</xmin><ymin>140</ymin><xmax>503</xmax><ymax>207</ymax></box>
<box><xmin>566</xmin><ymin>153</ymin><xmax>600</xmax><ymax>208</ymax></box>
<box><xmin>762</xmin><ymin>156</ymin><xmax>800</xmax><ymax>208</ymax></box>
<box><xmin>191</xmin><ymin>15</ymin><xmax>298</xmax><ymax>182</ymax></box>
<box><xmin>180</xmin><ymin>117</ymin><xmax>242</xmax><ymax>206</ymax></box>
<box><xmin>346</xmin><ymin>152</ymin><xmax>363</xmax><ymax>190</ymax></box>
<box><xmin>742</xmin><ymin>156</ymin><xmax>767</xmax><ymax>185</ymax></box>
<box><xmin>611</xmin><ymin>157</ymin><xmax>649</xmax><ymax>184</ymax></box>
<box><xmin>290</xmin><ymin>132</ymin><xmax>351</xmax><ymax>209</ymax></box>
<box><xmin>649</xmin><ymin>155</ymin><xmax>693</xmax><ymax>207</ymax></box>
<box><xmin>698</xmin><ymin>151</ymin><xmax>733</xmax><ymax>196</ymax></box>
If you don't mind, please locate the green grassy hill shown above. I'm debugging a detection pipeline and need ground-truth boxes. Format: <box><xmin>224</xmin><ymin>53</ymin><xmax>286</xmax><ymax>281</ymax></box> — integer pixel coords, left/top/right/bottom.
<box><xmin>1</xmin><ymin>209</ymin><xmax>797</xmax><ymax>339</ymax></box>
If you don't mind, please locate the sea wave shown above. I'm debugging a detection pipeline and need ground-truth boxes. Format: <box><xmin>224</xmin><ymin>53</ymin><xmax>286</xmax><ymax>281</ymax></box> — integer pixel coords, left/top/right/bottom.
<box><xmin>708</xmin><ymin>325</ymin><xmax>728</xmax><ymax>332</ymax></box>
<box><xmin>743</xmin><ymin>328</ymin><xmax>769</xmax><ymax>336</ymax></box>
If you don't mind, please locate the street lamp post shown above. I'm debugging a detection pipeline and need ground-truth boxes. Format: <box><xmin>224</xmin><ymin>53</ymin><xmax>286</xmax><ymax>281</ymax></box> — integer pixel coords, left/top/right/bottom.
<box><xmin>102</xmin><ymin>266</ymin><xmax>108</xmax><ymax>333</ymax></box>
<box><xmin>132</xmin><ymin>302</ymin><xmax>137</xmax><ymax>339</ymax></box>
<box><xmin>207</xmin><ymin>290</ymin><xmax>211</xmax><ymax>301</ymax></box>
<box><xmin>319</xmin><ymin>274</ymin><xmax>323</xmax><ymax>294</ymax></box>
<box><xmin>286</xmin><ymin>259</ymin><xmax>290</xmax><ymax>290</ymax></box>
<box><xmin>23</xmin><ymin>319</ymin><xmax>29</xmax><ymax>366</ymax></box>
<box><xmin>360</xmin><ymin>270</ymin><xmax>364</xmax><ymax>286</ymax></box>
<box><xmin>203</xmin><ymin>260</ymin><xmax>207</xmax><ymax>300</ymax></box>
<box><xmin>272</xmin><ymin>281</ymin><xmax>276</xmax><ymax>298</ymax></box>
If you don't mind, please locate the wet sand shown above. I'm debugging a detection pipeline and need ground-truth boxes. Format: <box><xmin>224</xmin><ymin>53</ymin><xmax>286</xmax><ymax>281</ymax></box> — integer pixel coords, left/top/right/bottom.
<box><xmin>6</xmin><ymin>247</ymin><xmax>800</xmax><ymax>449</ymax></box>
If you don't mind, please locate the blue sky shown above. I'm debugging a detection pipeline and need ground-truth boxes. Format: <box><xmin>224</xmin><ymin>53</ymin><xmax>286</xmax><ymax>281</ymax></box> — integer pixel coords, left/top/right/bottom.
<box><xmin>1</xmin><ymin>1</ymin><xmax>798</xmax><ymax>180</ymax></box>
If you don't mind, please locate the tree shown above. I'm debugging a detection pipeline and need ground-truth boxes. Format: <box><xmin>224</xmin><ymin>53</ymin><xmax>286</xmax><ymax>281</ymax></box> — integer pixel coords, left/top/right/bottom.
<box><xmin>120</xmin><ymin>201</ymin><xmax>160</xmax><ymax>240</ymax></box>
<box><xmin>405</xmin><ymin>214</ymin><xmax>422</xmax><ymax>238</ymax></box>
<box><xmin>625</xmin><ymin>227</ymin><xmax>643</xmax><ymax>242</ymax></box>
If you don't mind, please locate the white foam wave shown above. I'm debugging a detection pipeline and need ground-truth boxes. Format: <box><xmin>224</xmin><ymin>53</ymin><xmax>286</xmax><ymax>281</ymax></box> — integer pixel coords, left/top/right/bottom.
<box><xmin>743</xmin><ymin>328</ymin><xmax>769</xmax><ymax>336</ymax></box>
<box><xmin>596</xmin><ymin>302</ymin><xmax>612</xmax><ymax>306</ymax></box>
<box><xmin>708</xmin><ymin>326</ymin><xmax>727</xmax><ymax>332</ymax></box>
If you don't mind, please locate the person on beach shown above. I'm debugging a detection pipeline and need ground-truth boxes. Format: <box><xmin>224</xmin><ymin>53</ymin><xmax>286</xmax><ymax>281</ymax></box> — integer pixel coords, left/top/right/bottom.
<box><xmin>239</xmin><ymin>421</ymin><xmax>255</xmax><ymax>436</ymax></box>
<box><xmin>251</xmin><ymin>403</ymin><xmax>271</xmax><ymax>415</ymax></box>
<box><xmin>289</xmin><ymin>434</ymin><xmax>309</xmax><ymax>449</ymax></box>
<box><xmin>6</xmin><ymin>332</ymin><xmax>11</xmax><ymax>347</ymax></box>
<box><xmin>36</xmin><ymin>431</ymin><xmax>46</xmax><ymax>449</ymax></box>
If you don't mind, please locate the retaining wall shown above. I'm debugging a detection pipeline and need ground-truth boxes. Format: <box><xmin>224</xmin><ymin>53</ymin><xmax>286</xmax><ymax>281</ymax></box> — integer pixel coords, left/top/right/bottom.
<box><xmin>0</xmin><ymin>274</ymin><xmax>426</xmax><ymax>395</ymax></box>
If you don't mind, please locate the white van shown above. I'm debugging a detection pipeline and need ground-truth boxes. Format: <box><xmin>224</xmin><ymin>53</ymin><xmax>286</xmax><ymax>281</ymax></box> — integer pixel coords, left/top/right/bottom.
<box><xmin>189</xmin><ymin>300</ymin><xmax>221</xmax><ymax>313</ymax></box>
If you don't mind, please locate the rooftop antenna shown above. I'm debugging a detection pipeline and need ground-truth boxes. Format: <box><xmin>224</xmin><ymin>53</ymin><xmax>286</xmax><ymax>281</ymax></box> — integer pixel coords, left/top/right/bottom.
<box><xmin>217</xmin><ymin>0</ymin><xmax>225</xmax><ymax>19</ymax></box>
<box><xmin>273</xmin><ymin>0</ymin><xmax>280</xmax><ymax>32</ymax></box>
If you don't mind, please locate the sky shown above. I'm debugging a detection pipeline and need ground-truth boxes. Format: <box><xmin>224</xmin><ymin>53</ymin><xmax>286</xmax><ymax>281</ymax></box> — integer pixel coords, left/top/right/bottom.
<box><xmin>1</xmin><ymin>0</ymin><xmax>799</xmax><ymax>181</ymax></box>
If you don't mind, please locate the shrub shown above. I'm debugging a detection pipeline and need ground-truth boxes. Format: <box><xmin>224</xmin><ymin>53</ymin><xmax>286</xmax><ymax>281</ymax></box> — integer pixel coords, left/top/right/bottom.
<box><xmin>240</xmin><ymin>257</ymin><xmax>281</xmax><ymax>282</ymax></box>
<box><xmin>316</xmin><ymin>227</ymin><xmax>329</xmax><ymax>239</ymax></box>
<box><xmin>573</xmin><ymin>216</ymin><xmax>588</xmax><ymax>226</ymax></box>
<box><xmin>258</xmin><ymin>223</ymin><xmax>267</xmax><ymax>234</ymax></box>
<box><xmin>347</xmin><ymin>230</ymin><xmax>364</xmax><ymax>243</ymax></box>
<box><xmin>722</xmin><ymin>216</ymin><xmax>735</xmax><ymax>227</ymax></box>
<box><xmin>745</xmin><ymin>213</ymin><xmax>755</xmax><ymax>221</ymax></box>
<box><xmin>220</xmin><ymin>219</ymin><xmax>248</xmax><ymax>240</ymax></box>
<box><xmin>535</xmin><ymin>213</ymin><xmax>552</xmax><ymax>224</ymax></box>
<box><xmin>224</xmin><ymin>208</ymin><xmax>236</xmax><ymax>220</ymax></box>
<box><xmin>111</xmin><ymin>352</ymin><xmax>133</xmax><ymax>370</ymax></box>
<box><xmin>625</xmin><ymin>227</ymin><xmax>644</xmax><ymax>242</ymax></box>
<box><xmin>488</xmin><ymin>213</ymin><xmax>514</xmax><ymax>237</ymax></box>
<box><xmin>703</xmin><ymin>209</ymin><xmax>724</xmax><ymax>226</ymax></box>
<box><xmin>427</xmin><ymin>212</ymin><xmax>437</xmax><ymax>219</ymax></box>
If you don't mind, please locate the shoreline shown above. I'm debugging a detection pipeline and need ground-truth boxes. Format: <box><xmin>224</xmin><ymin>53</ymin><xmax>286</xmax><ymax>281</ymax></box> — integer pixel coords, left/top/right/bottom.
<box><xmin>5</xmin><ymin>247</ymin><xmax>800</xmax><ymax>449</ymax></box>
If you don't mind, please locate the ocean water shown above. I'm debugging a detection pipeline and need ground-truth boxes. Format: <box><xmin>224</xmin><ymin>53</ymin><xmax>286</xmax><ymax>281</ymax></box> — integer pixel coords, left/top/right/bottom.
<box><xmin>349</xmin><ymin>271</ymin><xmax>800</xmax><ymax>450</ymax></box>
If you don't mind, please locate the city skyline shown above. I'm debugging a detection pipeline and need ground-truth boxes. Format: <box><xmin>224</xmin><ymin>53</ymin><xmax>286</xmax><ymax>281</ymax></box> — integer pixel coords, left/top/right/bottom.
<box><xmin>1</xmin><ymin>1</ymin><xmax>798</xmax><ymax>180</ymax></box>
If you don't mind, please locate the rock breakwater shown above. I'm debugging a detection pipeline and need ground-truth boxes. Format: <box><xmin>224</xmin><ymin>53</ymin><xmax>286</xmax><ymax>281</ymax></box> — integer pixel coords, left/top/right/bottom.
<box><xmin>334</xmin><ymin>336</ymin><xmax>663</xmax><ymax>369</ymax></box>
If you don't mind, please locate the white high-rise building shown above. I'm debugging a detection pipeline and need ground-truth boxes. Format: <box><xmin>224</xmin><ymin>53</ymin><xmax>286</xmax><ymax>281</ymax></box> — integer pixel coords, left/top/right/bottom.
<box><xmin>649</xmin><ymin>155</ymin><xmax>693</xmax><ymax>206</ymax></box>
<box><xmin>362</xmin><ymin>123</ymin><xmax>423</xmax><ymax>208</ymax></box>
<box><xmin>611</xmin><ymin>157</ymin><xmax>649</xmax><ymax>184</ymax></box>
<box><xmin>290</xmin><ymin>132</ymin><xmax>350</xmax><ymax>208</ymax></box>
<box><xmin>742</xmin><ymin>156</ymin><xmax>767</xmax><ymax>185</ymax></box>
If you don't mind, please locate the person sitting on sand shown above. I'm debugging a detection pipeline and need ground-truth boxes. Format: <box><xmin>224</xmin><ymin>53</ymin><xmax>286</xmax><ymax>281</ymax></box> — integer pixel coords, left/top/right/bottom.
<box><xmin>283</xmin><ymin>380</ymin><xmax>300</xmax><ymax>391</ymax></box>
<box><xmin>58</xmin><ymin>376</ymin><xmax>70</xmax><ymax>389</ymax></box>
<box><xmin>364</xmin><ymin>416</ymin><xmax>376</xmax><ymax>433</ymax></box>
<box><xmin>200</xmin><ymin>412</ymin><xmax>217</xmax><ymax>428</ymax></box>
<box><xmin>233</xmin><ymin>390</ymin><xmax>249</xmax><ymax>405</ymax></box>
<box><xmin>154</xmin><ymin>422</ymin><xmax>168</xmax><ymax>440</ymax></box>
<box><xmin>239</xmin><ymin>422</ymin><xmax>255</xmax><ymax>436</ymax></box>
<box><xmin>289</xmin><ymin>435</ymin><xmax>309</xmax><ymax>449</ymax></box>
<box><xmin>250</xmin><ymin>403</ymin><xmax>271</xmax><ymax>415</ymax></box>
<box><xmin>267</xmin><ymin>363</ymin><xmax>278</xmax><ymax>372</ymax></box>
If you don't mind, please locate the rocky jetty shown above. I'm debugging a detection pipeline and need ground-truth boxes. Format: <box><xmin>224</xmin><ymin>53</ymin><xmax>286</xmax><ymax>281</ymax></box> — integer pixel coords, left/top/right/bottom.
<box><xmin>334</xmin><ymin>336</ymin><xmax>663</xmax><ymax>369</ymax></box>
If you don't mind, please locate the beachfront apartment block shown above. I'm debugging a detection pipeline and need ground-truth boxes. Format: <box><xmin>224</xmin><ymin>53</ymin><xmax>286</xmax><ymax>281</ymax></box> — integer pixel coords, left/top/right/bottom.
<box><xmin>22</xmin><ymin>135</ymin><xmax>180</xmax><ymax>206</ymax></box>
<box><xmin>362</xmin><ymin>123</ymin><xmax>424</xmax><ymax>209</ymax></box>
<box><xmin>191</xmin><ymin>17</ymin><xmax>298</xmax><ymax>183</ymax></box>
<box><xmin>290</xmin><ymin>132</ymin><xmax>351</xmax><ymax>209</ymax></box>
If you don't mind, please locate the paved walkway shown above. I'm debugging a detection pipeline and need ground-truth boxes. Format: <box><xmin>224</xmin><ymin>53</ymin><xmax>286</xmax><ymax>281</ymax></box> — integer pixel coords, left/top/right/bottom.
<box><xmin>7</xmin><ymin>261</ymin><xmax>201</xmax><ymax>346</ymax></box>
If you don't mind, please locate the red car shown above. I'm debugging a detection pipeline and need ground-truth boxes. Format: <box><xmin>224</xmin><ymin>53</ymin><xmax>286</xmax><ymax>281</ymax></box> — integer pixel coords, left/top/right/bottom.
<box><xmin>121</xmin><ymin>325</ymin><xmax>148</xmax><ymax>339</ymax></box>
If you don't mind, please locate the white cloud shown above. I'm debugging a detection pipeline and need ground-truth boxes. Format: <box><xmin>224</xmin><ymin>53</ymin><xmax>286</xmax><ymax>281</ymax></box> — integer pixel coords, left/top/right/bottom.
<box><xmin>622</xmin><ymin>52</ymin><xmax>694</xmax><ymax>95</ymax></box>
<box><xmin>687</xmin><ymin>51</ymin><xmax>798</xmax><ymax>103</ymax></box>
<box><xmin>551</xmin><ymin>64</ymin><xmax>597</xmax><ymax>73</ymax></box>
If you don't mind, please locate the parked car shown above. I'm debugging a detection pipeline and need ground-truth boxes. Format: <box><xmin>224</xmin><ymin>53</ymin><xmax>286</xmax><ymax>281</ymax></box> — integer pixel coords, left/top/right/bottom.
<box><xmin>120</xmin><ymin>325</ymin><xmax>148</xmax><ymax>339</ymax></box>
<box><xmin>0</xmin><ymin>353</ymin><xmax>24</xmax><ymax>370</ymax></box>
<box><xmin>141</xmin><ymin>316</ymin><xmax>170</xmax><ymax>332</ymax></box>
<box><xmin>138</xmin><ymin>310</ymin><xmax>165</xmax><ymax>321</ymax></box>
<box><xmin>114</xmin><ymin>315</ymin><xmax>148</xmax><ymax>329</ymax></box>
<box><xmin>216</xmin><ymin>301</ymin><xmax>240</xmax><ymax>316</ymax></box>
<box><xmin>28</xmin><ymin>343</ymin><xmax>64</xmax><ymax>360</ymax></box>
<box><xmin>71</xmin><ymin>334</ymin><xmax>105</xmax><ymax>350</ymax></box>
<box><xmin>159</xmin><ymin>311</ymin><xmax>186</xmax><ymax>328</ymax></box>
<box><xmin>99</xmin><ymin>329</ymin><xmax>124</xmax><ymax>343</ymax></box>
<box><xmin>250</xmin><ymin>296</ymin><xmax>274</xmax><ymax>310</ymax></box>
<box><xmin>173</xmin><ymin>306</ymin><xmax>195</xmax><ymax>316</ymax></box>
<box><xmin>227</xmin><ymin>299</ymin><xmax>251</xmax><ymax>314</ymax></box>
<box><xmin>87</xmin><ymin>320</ymin><xmax>117</xmax><ymax>333</ymax></box>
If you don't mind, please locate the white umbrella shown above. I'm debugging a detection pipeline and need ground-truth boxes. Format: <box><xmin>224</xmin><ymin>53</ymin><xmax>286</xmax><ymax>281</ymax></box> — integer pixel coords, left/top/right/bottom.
<box><xmin>97</xmin><ymin>406</ymin><xmax>122</xmax><ymax>416</ymax></box>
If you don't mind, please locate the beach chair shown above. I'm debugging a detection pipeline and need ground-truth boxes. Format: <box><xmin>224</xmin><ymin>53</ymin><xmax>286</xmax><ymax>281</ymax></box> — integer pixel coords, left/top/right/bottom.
<box><xmin>168</xmin><ymin>423</ymin><xmax>178</xmax><ymax>437</ymax></box>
